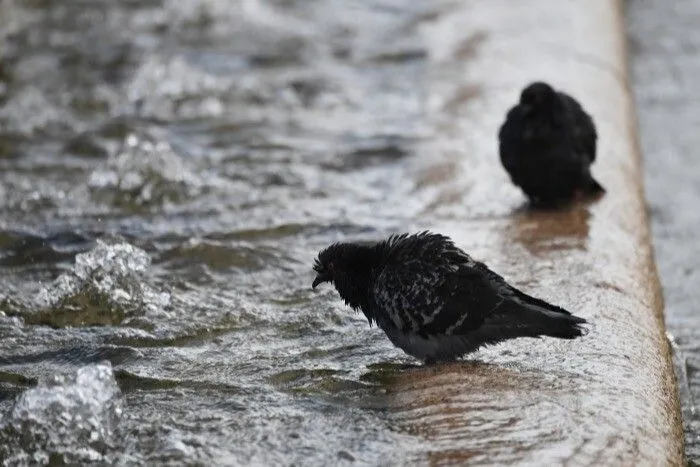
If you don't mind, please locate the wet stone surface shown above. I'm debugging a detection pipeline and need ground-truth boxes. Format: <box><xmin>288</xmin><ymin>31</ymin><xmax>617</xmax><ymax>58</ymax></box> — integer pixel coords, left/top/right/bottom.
<box><xmin>0</xmin><ymin>0</ymin><xmax>683</xmax><ymax>465</ymax></box>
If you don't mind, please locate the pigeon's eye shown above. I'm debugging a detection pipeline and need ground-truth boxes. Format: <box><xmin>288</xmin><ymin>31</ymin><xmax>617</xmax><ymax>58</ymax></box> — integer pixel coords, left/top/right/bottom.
<box><xmin>328</xmin><ymin>262</ymin><xmax>335</xmax><ymax>272</ymax></box>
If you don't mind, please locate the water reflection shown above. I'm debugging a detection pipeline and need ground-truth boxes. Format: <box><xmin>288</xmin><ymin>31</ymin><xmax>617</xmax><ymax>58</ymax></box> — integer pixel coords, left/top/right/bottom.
<box><xmin>510</xmin><ymin>204</ymin><xmax>592</xmax><ymax>255</ymax></box>
<box><xmin>376</xmin><ymin>361</ymin><xmax>577</xmax><ymax>464</ymax></box>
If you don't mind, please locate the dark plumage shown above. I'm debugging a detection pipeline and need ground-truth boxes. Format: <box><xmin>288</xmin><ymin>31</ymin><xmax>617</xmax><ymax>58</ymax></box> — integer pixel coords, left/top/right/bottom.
<box><xmin>499</xmin><ymin>81</ymin><xmax>604</xmax><ymax>207</ymax></box>
<box><xmin>312</xmin><ymin>232</ymin><xmax>587</xmax><ymax>363</ymax></box>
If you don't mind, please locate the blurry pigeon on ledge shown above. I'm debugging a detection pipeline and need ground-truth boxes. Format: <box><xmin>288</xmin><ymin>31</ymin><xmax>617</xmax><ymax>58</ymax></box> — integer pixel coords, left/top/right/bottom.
<box><xmin>499</xmin><ymin>81</ymin><xmax>604</xmax><ymax>207</ymax></box>
<box><xmin>312</xmin><ymin>232</ymin><xmax>587</xmax><ymax>364</ymax></box>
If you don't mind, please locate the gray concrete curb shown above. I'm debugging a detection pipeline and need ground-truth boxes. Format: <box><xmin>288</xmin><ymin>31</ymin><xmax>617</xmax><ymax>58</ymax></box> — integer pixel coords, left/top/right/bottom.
<box><xmin>383</xmin><ymin>1</ymin><xmax>685</xmax><ymax>464</ymax></box>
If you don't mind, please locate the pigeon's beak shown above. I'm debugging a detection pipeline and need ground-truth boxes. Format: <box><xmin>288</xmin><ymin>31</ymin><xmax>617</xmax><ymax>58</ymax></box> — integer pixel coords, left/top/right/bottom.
<box><xmin>312</xmin><ymin>272</ymin><xmax>331</xmax><ymax>289</ymax></box>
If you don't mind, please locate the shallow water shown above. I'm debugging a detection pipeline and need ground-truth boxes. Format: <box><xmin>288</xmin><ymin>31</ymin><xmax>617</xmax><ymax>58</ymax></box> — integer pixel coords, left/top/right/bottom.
<box><xmin>0</xmin><ymin>0</ymin><xmax>682</xmax><ymax>464</ymax></box>
<box><xmin>0</xmin><ymin>0</ymin><xmax>478</xmax><ymax>463</ymax></box>
<box><xmin>627</xmin><ymin>0</ymin><xmax>700</xmax><ymax>462</ymax></box>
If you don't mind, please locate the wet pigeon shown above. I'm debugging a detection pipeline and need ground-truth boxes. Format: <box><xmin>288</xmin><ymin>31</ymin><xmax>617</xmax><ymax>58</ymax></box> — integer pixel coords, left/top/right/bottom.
<box><xmin>312</xmin><ymin>232</ymin><xmax>587</xmax><ymax>363</ymax></box>
<box><xmin>499</xmin><ymin>81</ymin><xmax>604</xmax><ymax>207</ymax></box>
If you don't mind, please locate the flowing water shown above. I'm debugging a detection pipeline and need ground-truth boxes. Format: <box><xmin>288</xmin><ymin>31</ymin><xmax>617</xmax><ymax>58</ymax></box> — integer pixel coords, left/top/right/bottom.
<box><xmin>0</xmin><ymin>0</ymin><xmax>484</xmax><ymax>463</ymax></box>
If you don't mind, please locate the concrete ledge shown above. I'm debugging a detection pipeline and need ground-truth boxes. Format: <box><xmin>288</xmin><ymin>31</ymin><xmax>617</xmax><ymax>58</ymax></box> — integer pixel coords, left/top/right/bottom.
<box><xmin>389</xmin><ymin>1</ymin><xmax>685</xmax><ymax>464</ymax></box>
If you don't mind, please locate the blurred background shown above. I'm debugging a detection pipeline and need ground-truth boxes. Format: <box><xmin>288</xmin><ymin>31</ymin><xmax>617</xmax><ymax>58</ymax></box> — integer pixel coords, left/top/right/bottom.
<box><xmin>628</xmin><ymin>0</ymin><xmax>700</xmax><ymax>462</ymax></box>
<box><xmin>0</xmin><ymin>0</ymin><xmax>696</xmax><ymax>464</ymax></box>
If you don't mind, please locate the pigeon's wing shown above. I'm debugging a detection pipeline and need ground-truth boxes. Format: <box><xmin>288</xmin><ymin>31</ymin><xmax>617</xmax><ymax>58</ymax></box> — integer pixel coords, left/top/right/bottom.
<box><xmin>559</xmin><ymin>92</ymin><xmax>597</xmax><ymax>163</ymax></box>
<box><xmin>373</xmin><ymin>259</ymin><xmax>510</xmax><ymax>337</ymax></box>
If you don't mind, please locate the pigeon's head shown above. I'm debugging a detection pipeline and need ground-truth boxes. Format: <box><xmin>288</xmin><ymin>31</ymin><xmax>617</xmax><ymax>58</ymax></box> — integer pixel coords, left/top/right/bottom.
<box><xmin>313</xmin><ymin>243</ymin><xmax>356</xmax><ymax>289</ymax></box>
<box><xmin>519</xmin><ymin>81</ymin><xmax>556</xmax><ymax>110</ymax></box>
<box><xmin>312</xmin><ymin>242</ymin><xmax>380</xmax><ymax>304</ymax></box>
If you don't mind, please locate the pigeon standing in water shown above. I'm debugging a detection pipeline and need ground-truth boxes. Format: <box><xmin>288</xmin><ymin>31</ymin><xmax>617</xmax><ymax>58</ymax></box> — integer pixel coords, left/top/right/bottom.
<box><xmin>499</xmin><ymin>81</ymin><xmax>604</xmax><ymax>207</ymax></box>
<box><xmin>312</xmin><ymin>232</ymin><xmax>587</xmax><ymax>364</ymax></box>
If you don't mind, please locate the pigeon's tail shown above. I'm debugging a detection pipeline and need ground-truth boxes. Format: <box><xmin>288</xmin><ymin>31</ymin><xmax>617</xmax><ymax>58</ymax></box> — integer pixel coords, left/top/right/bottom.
<box><xmin>509</xmin><ymin>289</ymin><xmax>586</xmax><ymax>339</ymax></box>
<box><xmin>482</xmin><ymin>290</ymin><xmax>587</xmax><ymax>343</ymax></box>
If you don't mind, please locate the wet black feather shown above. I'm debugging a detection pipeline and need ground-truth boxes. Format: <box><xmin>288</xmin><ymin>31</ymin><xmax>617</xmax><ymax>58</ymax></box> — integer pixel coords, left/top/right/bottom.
<box><xmin>499</xmin><ymin>81</ymin><xmax>604</xmax><ymax>207</ymax></box>
<box><xmin>312</xmin><ymin>232</ymin><xmax>587</xmax><ymax>363</ymax></box>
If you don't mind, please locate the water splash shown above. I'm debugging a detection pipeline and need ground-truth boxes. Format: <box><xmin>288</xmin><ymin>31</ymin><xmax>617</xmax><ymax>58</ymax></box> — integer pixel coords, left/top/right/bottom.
<box><xmin>88</xmin><ymin>132</ymin><xmax>205</xmax><ymax>209</ymax></box>
<box><xmin>30</xmin><ymin>240</ymin><xmax>170</xmax><ymax>327</ymax></box>
<box><xmin>668</xmin><ymin>332</ymin><xmax>697</xmax><ymax>417</ymax></box>
<box><xmin>0</xmin><ymin>362</ymin><xmax>123</xmax><ymax>465</ymax></box>
<box><xmin>0</xmin><ymin>86</ymin><xmax>72</xmax><ymax>136</ymax></box>
<box><xmin>125</xmin><ymin>54</ymin><xmax>232</xmax><ymax>120</ymax></box>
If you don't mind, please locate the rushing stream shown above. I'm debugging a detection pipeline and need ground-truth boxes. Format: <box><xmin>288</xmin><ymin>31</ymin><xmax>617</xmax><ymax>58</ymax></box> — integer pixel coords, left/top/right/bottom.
<box><xmin>0</xmin><ymin>0</ymin><xmax>480</xmax><ymax>463</ymax></box>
